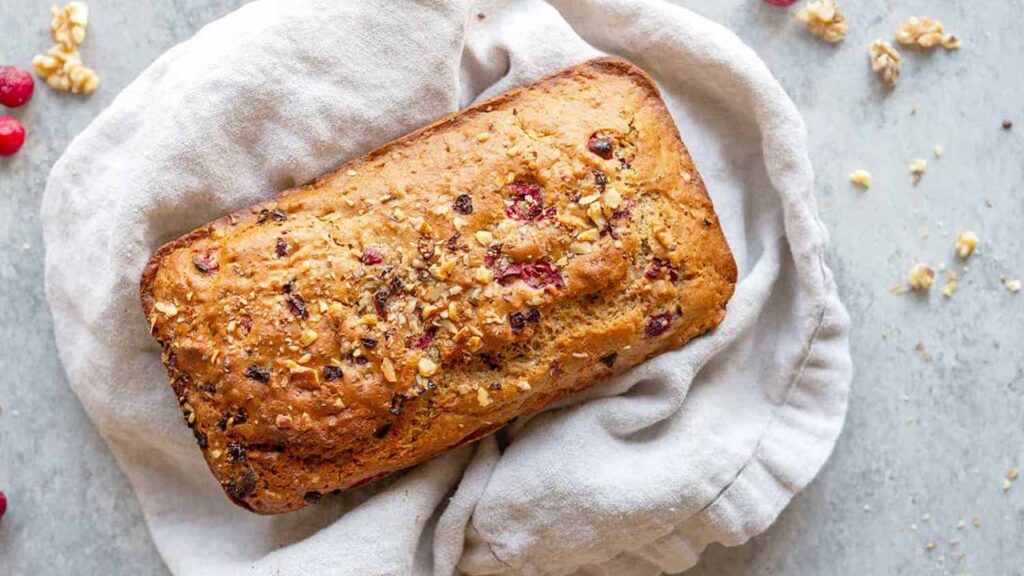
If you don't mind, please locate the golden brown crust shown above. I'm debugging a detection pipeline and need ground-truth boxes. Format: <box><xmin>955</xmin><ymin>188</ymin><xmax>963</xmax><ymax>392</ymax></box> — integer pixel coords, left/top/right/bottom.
<box><xmin>140</xmin><ymin>57</ymin><xmax>737</xmax><ymax>514</ymax></box>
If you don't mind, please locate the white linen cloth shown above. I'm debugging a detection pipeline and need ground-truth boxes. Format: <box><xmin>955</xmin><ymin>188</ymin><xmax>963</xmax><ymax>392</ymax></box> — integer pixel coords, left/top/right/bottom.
<box><xmin>41</xmin><ymin>1</ymin><xmax>852</xmax><ymax>574</ymax></box>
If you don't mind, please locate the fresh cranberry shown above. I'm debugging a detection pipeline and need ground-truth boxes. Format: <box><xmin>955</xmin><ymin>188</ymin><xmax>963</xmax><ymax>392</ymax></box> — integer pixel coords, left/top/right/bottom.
<box><xmin>361</xmin><ymin>246</ymin><xmax>384</xmax><ymax>265</ymax></box>
<box><xmin>762</xmin><ymin>0</ymin><xmax>799</xmax><ymax>5</ymax></box>
<box><xmin>505</xmin><ymin>183</ymin><xmax>547</xmax><ymax>221</ymax></box>
<box><xmin>587</xmin><ymin>132</ymin><xmax>614</xmax><ymax>159</ymax></box>
<box><xmin>497</xmin><ymin>259</ymin><xmax>564</xmax><ymax>289</ymax></box>
<box><xmin>0</xmin><ymin>66</ymin><xmax>34</xmax><ymax>108</ymax></box>
<box><xmin>0</xmin><ymin>489</ymin><xmax>6</xmax><ymax>519</ymax></box>
<box><xmin>0</xmin><ymin>116</ymin><xmax>26</xmax><ymax>157</ymax></box>
<box><xmin>646</xmin><ymin>313</ymin><xmax>673</xmax><ymax>337</ymax></box>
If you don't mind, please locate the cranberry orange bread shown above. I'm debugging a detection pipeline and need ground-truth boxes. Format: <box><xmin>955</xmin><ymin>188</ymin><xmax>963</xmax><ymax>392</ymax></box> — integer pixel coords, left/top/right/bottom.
<box><xmin>141</xmin><ymin>57</ymin><xmax>737</xmax><ymax>514</ymax></box>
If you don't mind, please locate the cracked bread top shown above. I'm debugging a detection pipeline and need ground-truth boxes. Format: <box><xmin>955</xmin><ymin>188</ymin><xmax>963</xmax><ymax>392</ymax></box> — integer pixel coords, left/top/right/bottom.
<box><xmin>140</xmin><ymin>57</ymin><xmax>737</xmax><ymax>514</ymax></box>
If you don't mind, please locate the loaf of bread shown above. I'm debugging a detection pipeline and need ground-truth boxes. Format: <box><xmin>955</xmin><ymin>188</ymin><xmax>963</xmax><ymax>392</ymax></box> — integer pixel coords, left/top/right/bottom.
<box><xmin>141</xmin><ymin>57</ymin><xmax>737</xmax><ymax>514</ymax></box>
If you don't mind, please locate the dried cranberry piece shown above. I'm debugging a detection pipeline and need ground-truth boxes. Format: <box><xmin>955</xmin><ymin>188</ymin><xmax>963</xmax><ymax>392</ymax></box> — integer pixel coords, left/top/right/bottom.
<box><xmin>304</xmin><ymin>491</ymin><xmax>323</xmax><ymax>504</ymax></box>
<box><xmin>271</xmin><ymin>209</ymin><xmax>287</xmax><ymax>221</ymax></box>
<box><xmin>505</xmin><ymin>183</ymin><xmax>546</xmax><ymax>221</ymax></box>
<box><xmin>599</xmin><ymin>352</ymin><xmax>618</xmax><ymax>368</ymax></box>
<box><xmin>593</xmin><ymin>169</ymin><xmax>607</xmax><ymax>192</ymax></box>
<box><xmin>645</xmin><ymin>257</ymin><xmax>680</xmax><ymax>283</ymax></box>
<box><xmin>244</xmin><ymin>364</ymin><xmax>271</xmax><ymax>383</ymax></box>
<box><xmin>275</xmin><ymin>238</ymin><xmax>289</xmax><ymax>258</ymax></box>
<box><xmin>418</xmin><ymin>237</ymin><xmax>435</xmax><ymax>261</ymax></box>
<box><xmin>194</xmin><ymin>430</ymin><xmax>208</xmax><ymax>449</ymax></box>
<box><xmin>412</xmin><ymin>327</ymin><xmax>437</xmax><ymax>350</ymax></box>
<box><xmin>587</xmin><ymin>132</ymin><xmax>614</xmax><ymax>159</ymax></box>
<box><xmin>549</xmin><ymin>359</ymin><xmax>563</xmax><ymax>374</ymax></box>
<box><xmin>226</xmin><ymin>443</ymin><xmax>246</xmax><ymax>462</ymax></box>
<box><xmin>282</xmin><ymin>281</ymin><xmax>294</xmax><ymax>294</ymax></box>
<box><xmin>233</xmin><ymin>408</ymin><xmax>248</xmax><ymax>425</ymax></box>
<box><xmin>226</xmin><ymin>468</ymin><xmax>257</xmax><ymax>499</ymax></box>
<box><xmin>488</xmin><ymin>382</ymin><xmax>502</xmax><ymax>391</ymax></box>
<box><xmin>240</xmin><ymin>316</ymin><xmax>253</xmax><ymax>332</ymax></box>
<box><xmin>361</xmin><ymin>247</ymin><xmax>384</xmax><ymax>265</ymax></box>
<box><xmin>257</xmin><ymin>208</ymin><xmax>287</xmax><ymax>223</ymax></box>
<box><xmin>192</xmin><ymin>251</ymin><xmax>219</xmax><ymax>273</ymax></box>
<box><xmin>524</xmin><ymin>308</ymin><xmax>541</xmax><ymax>323</ymax></box>
<box><xmin>389</xmin><ymin>393</ymin><xmax>406</xmax><ymax>415</ymax></box>
<box><xmin>286</xmin><ymin>293</ymin><xmax>308</xmax><ymax>319</ymax></box>
<box><xmin>389</xmin><ymin>276</ymin><xmax>404</xmax><ymax>294</ymax></box>
<box><xmin>479</xmin><ymin>353</ymin><xmax>501</xmax><ymax>370</ymax></box>
<box><xmin>353</xmin><ymin>355</ymin><xmax>369</xmax><ymax>366</ymax></box>
<box><xmin>453</xmin><ymin>194</ymin><xmax>474</xmax><ymax>215</ymax></box>
<box><xmin>645</xmin><ymin>313</ymin><xmax>673</xmax><ymax>338</ymax></box>
<box><xmin>497</xmin><ymin>259</ymin><xmax>564</xmax><ymax>289</ymax></box>
<box><xmin>445</xmin><ymin>231</ymin><xmax>464</xmax><ymax>252</ymax></box>
<box><xmin>509</xmin><ymin>312</ymin><xmax>527</xmax><ymax>333</ymax></box>
<box><xmin>373</xmin><ymin>423</ymin><xmax>392</xmax><ymax>438</ymax></box>
<box><xmin>323</xmin><ymin>366</ymin><xmax>343</xmax><ymax>382</ymax></box>
<box><xmin>483</xmin><ymin>244</ymin><xmax>503</xmax><ymax>267</ymax></box>
<box><xmin>361</xmin><ymin>338</ymin><xmax>378</xmax><ymax>349</ymax></box>
<box><xmin>373</xmin><ymin>289</ymin><xmax>390</xmax><ymax>319</ymax></box>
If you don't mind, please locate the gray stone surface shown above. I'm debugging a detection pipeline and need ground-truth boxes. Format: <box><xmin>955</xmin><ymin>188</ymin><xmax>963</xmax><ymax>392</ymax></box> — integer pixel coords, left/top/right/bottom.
<box><xmin>0</xmin><ymin>1</ymin><xmax>1021</xmax><ymax>574</ymax></box>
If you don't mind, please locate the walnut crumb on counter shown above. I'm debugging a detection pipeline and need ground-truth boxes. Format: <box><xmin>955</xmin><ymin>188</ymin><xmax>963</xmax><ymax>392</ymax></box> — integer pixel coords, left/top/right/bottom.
<box><xmin>796</xmin><ymin>1</ymin><xmax>848</xmax><ymax>43</ymax></box>
<box><xmin>896</xmin><ymin>17</ymin><xmax>961</xmax><ymax>50</ymax></box>
<box><xmin>942</xmin><ymin>271</ymin><xmax>958</xmax><ymax>298</ymax></box>
<box><xmin>955</xmin><ymin>231</ymin><xmax>978</xmax><ymax>260</ymax></box>
<box><xmin>908</xmin><ymin>263</ymin><xmax>935</xmax><ymax>291</ymax></box>
<box><xmin>868</xmin><ymin>40</ymin><xmax>901</xmax><ymax>88</ymax></box>
<box><xmin>849</xmin><ymin>169</ymin><xmax>872</xmax><ymax>188</ymax></box>
<box><xmin>1004</xmin><ymin>278</ymin><xmax>1022</xmax><ymax>293</ymax></box>
<box><xmin>909</xmin><ymin>158</ymin><xmax>928</xmax><ymax>185</ymax></box>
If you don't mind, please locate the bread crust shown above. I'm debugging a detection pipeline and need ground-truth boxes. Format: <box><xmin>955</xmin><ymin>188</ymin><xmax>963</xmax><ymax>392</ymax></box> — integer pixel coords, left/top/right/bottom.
<box><xmin>140</xmin><ymin>57</ymin><xmax>737</xmax><ymax>514</ymax></box>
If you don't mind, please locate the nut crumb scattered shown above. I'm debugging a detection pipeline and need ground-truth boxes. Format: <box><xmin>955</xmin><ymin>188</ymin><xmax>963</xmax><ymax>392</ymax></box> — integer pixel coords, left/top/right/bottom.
<box><xmin>925</xmin><ymin>540</ymin><xmax>937</xmax><ymax>551</ymax></box>
<box><xmin>1008</xmin><ymin>468</ymin><xmax>1021</xmax><ymax>481</ymax></box>
<box><xmin>908</xmin><ymin>263</ymin><xmax>935</xmax><ymax>291</ymax></box>
<box><xmin>1004</xmin><ymin>278</ymin><xmax>1022</xmax><ymax>293</ymax></box>
<box><xmin>972</xmin><ymin>516</ymin><xmax>982</xmax><ymax>527</ymax></box>
<box><xmin>909</xmin><ymin>158</ymin><xmax>928</xmax><ymax>185</ymax></box>
<box><xmin>849</xmin><ymin>169</ymin><xmax>872</xmax><ymax>188</ymax></box>
<box><xmin>942</xmin><ymin>270</ymin><xmax>958</xmax><ymax>298</ymax></box>
<box><xmin>868</xmin><ymin>40</ymin><xmax>901</xmax><ymax>88</ymax></box>
<box><xmin>955</xmin><ymin>231</ymin><xmax>978</xmax><ymax>260</ymax></box>
<box><xmin>933</xmin><ymin>144</ymin><xmax>944</xmax><ymax>157</ymax></box>
<box><xmin>915</xmin><ymin>342</ymin><xmax>933</xmax><ymax>361</ymax></box>
<box><xmin>796</xmin><ymin>1</ymin><xmax>848</xmax><ymax>43</ymax></box>
<box><xmin>896</xmin><ymin>17</ymin><xmax>961</xmax><ymax>50</ymax></box>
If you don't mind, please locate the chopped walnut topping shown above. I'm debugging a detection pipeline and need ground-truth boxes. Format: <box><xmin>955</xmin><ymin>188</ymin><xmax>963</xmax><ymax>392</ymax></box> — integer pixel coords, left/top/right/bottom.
<box><xmin>908</xmin><ymin>263</ymin><xmax>935</xmax><ymax>291</ymax></box>
<box><xmin>300</xmin><ymin>329</ymin><xmax>319</xmax><ymax>346</ymax></box>
<box><xmin>154</xmin><ymin>302</ymin><xmax>178</xmax><ymax>317</ymax></box>
<box><xmin>516</xmin><ymin>380</ymin><xmax>531</xmax><ymax>391</ymax></box>
<box><xmin>795</xmin><ymin>1</ymin><xmax>848</xmax><ymax>43</ymax></box>
<box><xmin>32</xmin><ymin>2</ymin><xmax>100</xmax><ymax>94</ymax></box>
<box><xmin>380</xmin><ymin>358</ymin><xmax>397</xmax><ymax>382</ymax></box>
<box><xmin>849</xmin><ymin>169</ymin><xmax>872</xmax><ymax>188</ymax></box>
<box><xmin>477</xmin><ymin>386</ymin><xmax>492</xmax><ymax>407</ymax></box>
<box><xmin>955</xmin><ymin>231</ymin><xmax>978</xmax><ymax>260</ymax></box>
<box><xmin>474</xmin><ymin>266</ymin><xmax>494</xmax><ymax>284</ymax></box>
<box><xmin>418</xmin><ymin>357</ymin><xmax>438</xmax><ymax>377</ymax></box>
<box><xmin>603</xmin><ymin>188</ymin><xmax>622</xmax><ymax>210</ymax></box>
<box><xmin>275</xmin><ymin>414</ymin><xmax>294</xmax><ymax>429</ymax></box>
<box><xmin>896</xmin><ymin>17</ymin><xmax>961</xmax><ymax>50</ymax></box>
<box><xmin>475</xmin><ymin>230</ymin><xmax>493</xmax><ymax>246</ymax></box>
<box><xmin>909</xmin><ymin>158</ymin><xmax>927</xmax><ymax>185</ymax></box>
<box><xmin>1004</xmin><ymin>278</ymin><xmax>1022</xmax><ymax>293</ymax></box>
<box><xmin>868</xmin><ymin>40</ymin><xmax>901</xmax><ymax>88</ymax></box>
<box><xmin>942</xmin><ymin>271</ymin><xmax>958</xmax><ymax>298</ymax></box>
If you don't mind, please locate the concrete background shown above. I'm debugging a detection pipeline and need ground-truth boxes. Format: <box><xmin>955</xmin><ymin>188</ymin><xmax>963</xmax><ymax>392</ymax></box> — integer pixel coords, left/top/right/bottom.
<box><xmin>1</xmin><ymin>1</ymin><xmax>1021</xmax><ymax>574</ymax></box>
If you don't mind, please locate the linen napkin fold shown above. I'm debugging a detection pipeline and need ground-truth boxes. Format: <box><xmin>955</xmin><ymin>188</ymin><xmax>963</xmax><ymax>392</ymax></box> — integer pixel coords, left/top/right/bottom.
<box><xmin>41</xmin><ymin>0</ymin><xmax>852</xmax><ymax>574</ymax></box>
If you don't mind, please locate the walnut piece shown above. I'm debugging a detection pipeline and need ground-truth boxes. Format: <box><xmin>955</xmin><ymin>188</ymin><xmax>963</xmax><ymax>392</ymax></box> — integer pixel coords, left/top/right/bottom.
<box><xmin>1004</xmin><ymin>278</ymin><xmax>1022</xmax><ymax>293</ymax></box>
<box><xmin>896</xmin><ymin>17</ymin><xmax>961</xmax><ymax>50</ymax></box>
<box><xmin>869</xmin><ymin>40</ymin><xmax>901</xmax><ymax>88</ymax></box>
<box><xmin>955</xmin><ymin>231</ymin><xmax>978</xmax><ymax>260</ymax></box>
<box><xmin>849</xmin><ymin>169</ymin><xmax>872</xmax><ymax>188</ymax></box>
<box><xmin>942</xmin><ymin>271</ymin><xmax>958</xmax><ymax>298</ymax></box>
<box><xmin>908</xmin><ymin>263</ymin><xmax>935</xmax><ymax>291</ymax></box>
<box><xmin>796</xmin><ymin>1</ymin><xmax>848</xmax><ymax>43</ymax></box>
<box><xmin>909</xmin><ymin>158</ymin><xmax>928</xmax><ymax>185</ymax></box>
<box><xmin>32</xmin><ymin>2</ymin><xmax>100</xmax><ymax>95</ymax></box>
